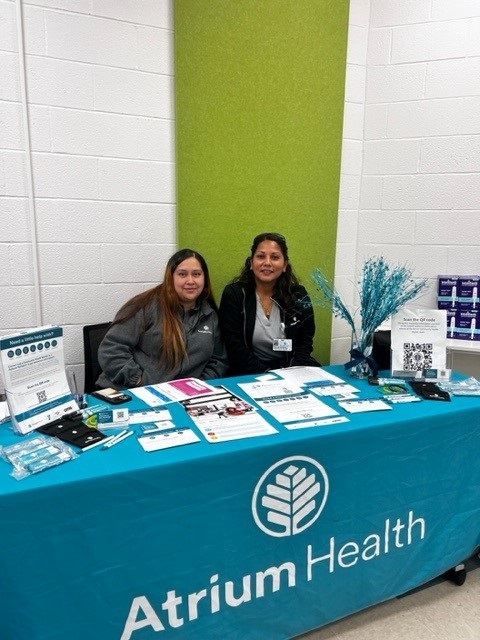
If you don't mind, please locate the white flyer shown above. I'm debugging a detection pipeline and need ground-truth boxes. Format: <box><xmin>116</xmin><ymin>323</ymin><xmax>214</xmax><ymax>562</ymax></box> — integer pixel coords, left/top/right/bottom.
<box><xmin>0</xmin><ymin>326</ymin><xmax>78</xmax><ymax>434</ymax></box>
<box><xmin>390</xmin><ymin>309</ymin><xmax>447</xmax><ymax>376</ymax></box>
<box><xmin>238</xmin><ymin>379</ymin><xmax>305</xmax><ymax>400</ymax></box>
<box><xmin>338</xmin><ymin>399</ymin><xmax>392</xmax><ymax>413</ymax></box>
<box><xmin>237</xmin><ymin>380</ymin><xmax>339</xmax><ymax>424</ymax></box>
<box><xmin>283</xmin><ymin>416</ymin><xmax>350</xmax><ymax>430</ymax></box>
<box><xmin>255</xmin><ymin>391</ymin><xmax>339</xmax><ymax>423</ymax></box>
<box><xmin>193</xmin><ymin>411</ymin><xmax>278</xmax><ymax>443</ymax></box>
<box><xmin>137</xmin><ymin>427</ymin><xmax>200</xmax><ymax>452</ymax></box>
<box><xmin>0</xmin><ymin>399</ymin><xmax>9</xmax><ymax>423</ymax></box>
<box><xmin>309</xmin><ymin>383</ymin><xmax>360</xmax><ymax>399</ymax></box>
<box><xmin>128</xmin><ymin>409</ymin><xmax>172</xmax><ymax>424</ymax></box>
<box><xmin>272</xmin><ymin>365</ymin><xmax>346</xmax><ymax>386</ymax></box>
<box><xmin>129</xmin><ymin>386</ymin><xmax>173</xmax><ymax>407</ymax></box>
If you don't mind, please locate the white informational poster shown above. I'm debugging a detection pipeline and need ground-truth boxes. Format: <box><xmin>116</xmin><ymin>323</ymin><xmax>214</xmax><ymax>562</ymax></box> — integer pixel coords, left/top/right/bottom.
<box><xmin>390</xmin><ymin>309</ymin><xmax>447</xmax><ymax>376</ymax></box>
<box><xmin>0</xmin><ymin>326</ymin><xmax>78</xmax><ymax>435</ymax></box>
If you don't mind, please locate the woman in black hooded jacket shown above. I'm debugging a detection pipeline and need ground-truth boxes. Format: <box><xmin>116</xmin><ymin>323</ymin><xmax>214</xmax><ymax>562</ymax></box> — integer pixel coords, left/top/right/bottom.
<box><xmin>219</xmin><ymin>232</ymin><xmax>321</xmax><ymax>375</ymax></box>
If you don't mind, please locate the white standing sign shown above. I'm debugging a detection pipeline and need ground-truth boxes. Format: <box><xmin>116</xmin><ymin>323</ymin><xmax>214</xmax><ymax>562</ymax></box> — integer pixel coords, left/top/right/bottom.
<box><xmin>390</xmin><ymin>309</ymin><xmax>447</xmax><ymax>377</ymax></box>
<box><xmin>0</xmin><ymin>326</ymin><xmax>78</xmax><ymax>435</ymax></box>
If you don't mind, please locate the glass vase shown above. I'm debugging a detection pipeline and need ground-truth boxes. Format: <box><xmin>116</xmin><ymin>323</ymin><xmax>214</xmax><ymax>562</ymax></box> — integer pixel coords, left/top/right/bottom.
<box><xmin>349</xmin><ymin>333</ymin><xmax>374</xmax><ymax>379</ymax></box>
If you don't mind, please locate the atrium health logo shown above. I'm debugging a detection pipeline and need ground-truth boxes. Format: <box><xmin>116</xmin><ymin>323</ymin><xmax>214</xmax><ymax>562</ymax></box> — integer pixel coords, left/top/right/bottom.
<box><xmin>252</xmin><ymin>456</ymin><xmax>329</xmax><ymax>537</ymax></box>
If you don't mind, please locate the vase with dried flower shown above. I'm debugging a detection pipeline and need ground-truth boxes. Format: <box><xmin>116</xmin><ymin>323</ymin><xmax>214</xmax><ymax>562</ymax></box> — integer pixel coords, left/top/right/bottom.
<box><xmin>310</xmin><ymin>257</ymin><xmax>428</xmax><ymax>378</ymax></box>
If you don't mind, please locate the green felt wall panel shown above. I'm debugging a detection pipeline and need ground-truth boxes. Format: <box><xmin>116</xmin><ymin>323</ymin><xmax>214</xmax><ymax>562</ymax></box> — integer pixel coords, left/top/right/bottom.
<box><xmin>175</xmin><ymin>0</ymin><xmax>349</xmax><ymax>364</ymax></box>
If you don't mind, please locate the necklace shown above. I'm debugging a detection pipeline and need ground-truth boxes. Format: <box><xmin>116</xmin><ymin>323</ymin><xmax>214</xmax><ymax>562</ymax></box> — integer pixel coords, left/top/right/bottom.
<box><xmin>256</xmin><ymin>292</ymin><xmax>273</xmax><ymax>319</ymax></box>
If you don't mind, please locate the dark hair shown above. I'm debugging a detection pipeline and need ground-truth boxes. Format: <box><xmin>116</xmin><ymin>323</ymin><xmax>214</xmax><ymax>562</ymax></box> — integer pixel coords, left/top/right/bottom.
<box><xmin>161</xmin><ymin>249</ymin><xmax>215</xmax><ymax>309</ymax></box>
<box><xmin>113</xmin><ymin>248</ymin><xmax>217</xmax><ymax>369</ymax></box>
<box><xmin>250</xmin><ymin>232</ymin><xmax>289</xmax><ymax>258</ymax></box>
<box><xmin>235</xmin><ymin>232</ymin><xmax>300</xmax><ymax>307</ymax></box>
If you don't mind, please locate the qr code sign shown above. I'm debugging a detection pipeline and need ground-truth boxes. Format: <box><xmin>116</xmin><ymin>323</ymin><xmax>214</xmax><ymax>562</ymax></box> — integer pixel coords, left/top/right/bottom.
<box><xmin>36</xmin><ymin>390</ymin><xmax>47</xmax><ymax>403</ymax></box>
<box><xmin>403</xmin><ymin>342</ymin><xmax>433</xmax><ymax>371</ymax></box>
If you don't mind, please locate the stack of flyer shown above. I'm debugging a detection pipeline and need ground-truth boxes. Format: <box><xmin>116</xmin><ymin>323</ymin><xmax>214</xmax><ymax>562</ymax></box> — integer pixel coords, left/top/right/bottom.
<box><xmin>0</xmin><ymin>326</ymin><xmax>78</xmax><ymax>435</ymax></box>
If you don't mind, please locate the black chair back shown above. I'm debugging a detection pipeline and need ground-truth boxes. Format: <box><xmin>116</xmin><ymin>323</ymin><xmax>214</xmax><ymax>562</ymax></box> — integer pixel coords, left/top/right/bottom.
<box><xmin>83</xmin><ymin>322</ymin><xmax>111</xmax><ymax>393</ymax></box>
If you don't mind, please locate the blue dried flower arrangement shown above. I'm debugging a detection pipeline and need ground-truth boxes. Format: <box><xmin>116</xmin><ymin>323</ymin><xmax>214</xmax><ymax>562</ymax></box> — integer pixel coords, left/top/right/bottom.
<box><xmin>311</xmin><ymin>257</ymin><xmax>428</xmax><ymax>376</ymax></box>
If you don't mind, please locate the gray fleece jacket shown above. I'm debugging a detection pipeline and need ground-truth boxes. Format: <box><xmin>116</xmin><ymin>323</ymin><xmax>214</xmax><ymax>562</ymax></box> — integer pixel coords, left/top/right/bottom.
<box><xmin>97</xmin><ymin>299</ymin><xmax>228</xmax><ymax>390</ymax></box>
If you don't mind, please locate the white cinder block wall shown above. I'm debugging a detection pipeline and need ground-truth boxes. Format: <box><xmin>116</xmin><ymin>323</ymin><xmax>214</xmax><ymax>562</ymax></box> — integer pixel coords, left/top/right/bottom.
<box><xmin>1</xmin><ymin>0</ymin><xmax>479</xmax><ymax>385</ymax></box>
<box><xmin>332</xmin><ymin>0</ymin><xmax>480</xmax><ymax>364</ymax></box>
<box><xmin>0</xmin><ymin>0</ymin><xmax>175</xmax><ymax>390</ymax></box>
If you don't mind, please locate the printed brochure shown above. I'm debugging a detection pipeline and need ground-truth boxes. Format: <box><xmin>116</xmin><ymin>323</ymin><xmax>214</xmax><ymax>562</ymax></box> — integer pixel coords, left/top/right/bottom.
<box><xmin>129</xmin><ymin>377</ymin><xmax>218</xmax><ymax>406</ymax></box>
<box><xmin>181</xmin><ymin>387</ymin><xmax>277</xmax><ymax>443</ymax></box>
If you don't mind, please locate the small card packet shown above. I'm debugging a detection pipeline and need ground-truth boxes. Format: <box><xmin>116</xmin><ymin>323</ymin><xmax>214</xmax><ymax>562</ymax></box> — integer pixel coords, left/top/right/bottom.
<box><xmin>83</xmin><ymin>407</ymin><xmax>129</xmax><ymax>429</ymax></box>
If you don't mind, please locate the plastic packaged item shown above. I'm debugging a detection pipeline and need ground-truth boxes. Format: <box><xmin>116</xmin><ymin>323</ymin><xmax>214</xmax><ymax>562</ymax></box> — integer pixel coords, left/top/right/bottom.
<box><xmin>439</xmin><ymin>377</ymin><xmax>480</xmax><ymax>396</ymax></box>
<box><xmin>368</xmin><ymin>376</ymin><xmax>407</xmax><ymax>386</ymax></box>
<box><xmin>0</xmin><ymin>435</ymin><xmax>78</xmax><ymax>480</ymax></box>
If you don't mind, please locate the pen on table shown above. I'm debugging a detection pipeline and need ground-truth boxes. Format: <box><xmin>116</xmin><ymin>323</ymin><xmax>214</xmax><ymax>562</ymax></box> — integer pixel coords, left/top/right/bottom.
<box><xmin>82</xmin><ymin>435</ymin><xmax>115</xmax><ymax>452</ymax></box>
<box><xmin>102</xmin><ymin>430</ymin><xmax>134</xmax><ymax>450</ymax></box>
<box><xmin>106</xmin><ymin>428</ymin><xmax>129</xmax><ymax>444</ymax></box>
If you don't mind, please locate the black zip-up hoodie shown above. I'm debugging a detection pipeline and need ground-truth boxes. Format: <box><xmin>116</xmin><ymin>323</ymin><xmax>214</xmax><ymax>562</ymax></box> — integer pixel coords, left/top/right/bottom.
<box><xmin>219</xmin><ymin>280</ymin><xmax>321</xmax><ymax>375</ymax></box>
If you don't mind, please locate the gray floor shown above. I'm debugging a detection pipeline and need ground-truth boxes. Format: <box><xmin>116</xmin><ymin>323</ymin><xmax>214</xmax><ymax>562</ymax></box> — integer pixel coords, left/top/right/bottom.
<box><xmin>296</xmin><ymin>556</ymin><xmax>480</xmax><ymax>640</ymax></box>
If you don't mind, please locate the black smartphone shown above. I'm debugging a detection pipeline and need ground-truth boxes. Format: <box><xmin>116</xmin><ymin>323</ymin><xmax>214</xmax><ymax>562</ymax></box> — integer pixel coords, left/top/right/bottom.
<box><xmin>91</xmin><ymin>388</ymin><xmax>132</xmax><ymax>404</ymax></box>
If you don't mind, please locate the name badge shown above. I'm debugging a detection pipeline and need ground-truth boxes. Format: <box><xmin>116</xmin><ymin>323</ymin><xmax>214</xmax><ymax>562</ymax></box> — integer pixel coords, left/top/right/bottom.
<box><xmin>273</xmin><ymin>338</ymin><xmax>292</xmax><ymax>352</ymax></box>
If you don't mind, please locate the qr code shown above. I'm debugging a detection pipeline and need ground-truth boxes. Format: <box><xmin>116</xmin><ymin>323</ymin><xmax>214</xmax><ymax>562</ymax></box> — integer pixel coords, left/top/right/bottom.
<box><xmin>36</xmin><ymin>390</ymin><xmax>47</xmax><ymax>403</ymax></box>
<box><xmin>403</xmin><ymin>343</ymin><xmax>433</xmax><ymax>371</ymax></box>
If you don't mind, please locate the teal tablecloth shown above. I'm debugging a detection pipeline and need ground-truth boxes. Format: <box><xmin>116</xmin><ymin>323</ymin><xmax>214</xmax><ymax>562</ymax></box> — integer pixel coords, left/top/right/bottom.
<box><xmin>1</xmin><ymin>366</ymin><xmax>479</xmax><ymax>640</ymax></box>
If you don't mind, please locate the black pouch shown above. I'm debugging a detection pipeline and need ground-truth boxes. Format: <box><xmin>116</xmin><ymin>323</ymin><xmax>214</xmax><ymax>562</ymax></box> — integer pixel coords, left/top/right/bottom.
<box><xmin>65</xmin><ymin>427</ymin><xmax>107</xmax><ymax>448</ymax></box>
<box><xmin>36</xmin><ymin>414</ymin><xmax>107</xmax><ymax>448</ymax></box>
<box><xmin>36</xmin><ymin>415</ymin><xmax>82</xmax><ymax>436</ymax></box>
<box><xmin>409</xmin><ymin>381</ymin><xmax>451</xmax><ymax>401</ymax></box>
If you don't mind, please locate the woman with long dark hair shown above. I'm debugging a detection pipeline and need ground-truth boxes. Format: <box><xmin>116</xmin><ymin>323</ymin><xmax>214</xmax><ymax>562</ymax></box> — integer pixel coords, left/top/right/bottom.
<box><xmin>219</xmin><ymin>232</ymin><xmax>321</xmax><ymax>375</ymax></box>
<box><xmin>97</xmin><ymin>249</ymin><xmax>228</xmax><ymax>389</ymax></box>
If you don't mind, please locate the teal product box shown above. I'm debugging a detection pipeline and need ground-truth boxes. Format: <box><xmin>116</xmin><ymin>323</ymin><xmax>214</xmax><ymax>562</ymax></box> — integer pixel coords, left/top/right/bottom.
<box><xmin>454</xmin><ymin>309</ymin><xmax>480</xmax><ymax>341</ymax></box>
<box><xmin>437</xmin><ymin>276</ymin><xmax>459</xmax><ymax>309</ymax></box>
<box><xmin>457</xmin><ymin>275</ymin><xmax>480</xmax><ymax>310</ymax></box>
